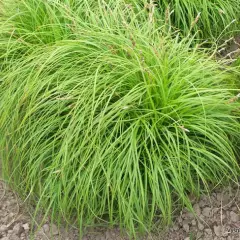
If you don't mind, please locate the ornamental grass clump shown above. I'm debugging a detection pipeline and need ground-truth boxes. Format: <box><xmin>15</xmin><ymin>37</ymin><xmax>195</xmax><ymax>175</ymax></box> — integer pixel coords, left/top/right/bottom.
<box><xmin>0</xmin><ymin>0</ymin><xmax>240</xmax><ymax>238</ymax></box>
<box><xmin>131</xmin><ymin>0</ymin><xmax>240</xmax><ymax>39</ymax></box>
<box><xmin>0</xmin><ymin>0</ymin><xmax>156</xmax><ymax>69</ymax></box>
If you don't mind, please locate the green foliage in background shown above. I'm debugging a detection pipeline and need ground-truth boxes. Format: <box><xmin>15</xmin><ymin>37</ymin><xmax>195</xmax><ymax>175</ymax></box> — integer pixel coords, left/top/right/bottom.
<box><xmin>131</xmin><ymin>0</ymin><xmax>240</xmax><ymax>39</ymax></box>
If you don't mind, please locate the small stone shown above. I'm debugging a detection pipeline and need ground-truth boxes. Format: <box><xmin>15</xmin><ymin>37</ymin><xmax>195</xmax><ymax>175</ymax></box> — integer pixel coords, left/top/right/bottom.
<box><xmin>8</xmin><ymin>212</ymin><xmax>15</xmax><ymax>218</ymax></box>
<box><xmin>232</xmin><ymin>206</ymin><xmax>237</xmax><ymax>211</ymax></box>
<box><xmin>13</xmin><ymin>224</ymin><xmax>24</xmax><ymax>236</ymax></box>
<box><xmin>222</xmin><ymin>193</ymin><xmax>230</xmax><ymax>205</ymax></box>
<box><xmin>22</xmin><ymin>223</ymin><xmax>30</xmax><ymax>231</ymax></box>
<box><xmin>105</xmin><ymin>231</ymin><xmax>112</xmax><ymax>239</ymax></box>
<box><xmin>230</xmin><ymin>211</ymin><xmax>239</xmax><ymax>222</ymax></box>
<box><xmin>216</xmin><ymin>193</ymin><xmax>222</xmax><ymax>201</ymax></box>
<box><xmin>191</xmin><ymin>219</ymin><xmax>196</xmax><ymax>226</ymax></box>
<box><xmin>6</xmin><ymin>201</ymin><xmax>12</xmax><ymax>206</ymax></box>
<box><xmin>50</xmin><ymin>224</ymin><xmax>59</xmax><ymax>236</ymax></box>
<box><xmin>214</xmin><ymin>225</ymin><xmax>222</xmax><ymax>237</ymax></box>
<box><xmin>184</xmin><ymin>237</ymin><xmax>190</xmax><ymax>240</ymax></box>
<box><xmin>0</xmin><ymin>225</ymin><xmax>8</xmax><ymax>232</ymax></box>
<box><xmin>197</xmin><ymin>232</ymin><xmax>203</xmax><ymax>238</ymax></box>
<box><xmin>9</xmin><ymin>234</ymin><xmax>20</xmax><ymax>240</ymax></box>
<box><xmin>222</xmin><ymin>229</ymin><xmax>229</xmax><ymax>238</ymax></box>
<box><xmin>205</xmin><ymin>228</ymin><xmax>212</xmax><ymax>235</ymax></box>
<box><xmin>184</xmin><ymin>212</ymin><xmax>194</xmax><ymax>219</ymax></box>
<box><xmin>198</xmin><ymin>222</ymin><xmax>204</xmax><ymax>231</ymax></box>
<box><xmin>212</xmin><ymin>208</ymin><xmax>219</xmax><ymax>214</ymax></box>
<box><xmin>1</xmin><ymin>237</ymin><xmax>8</xmax><ymax>240</ymax></box>
<box><xmin>82</xmin><ymin>237</ymin><xmax>88</xmax><ymax>240</ymax></box>
<box><xmin>183</xmin><ymin>219</ymin><xmax>190</xmax><ymax>225</ymax></box>
<box><xmin>0</xmin><ymin>211</ymin><xmax>8</xmax><ymax>217</ymax></box>
<box><xmin>36</xmin><ymin>228</ymin><xmax>44</xmax><ymax>237</ymax></box>
<box><xmin>199</xmin><ymin>199</ymin><xmax>207</xmax><ymax>208</ymax></box>
<box><xmin>94</xmin><ymin>236</ymin><xmax>101</xmax><ymax>240</ymax></box>
<box><xmin>181</xmin><ymin>213</ymin><xmax>186</xmax><ymax>219</ymax></box>
<box><xmin>202</xmin><ymin>207</ymin><xmax>212</xmax><ymax>218</ymax></box>
<box><xmin>193</xmin><ymin>203</ymin><xmax>201</xmax><ymax>215</ymax></box>
<box><xmin>178</xmin><ymin>216</ymin><xmax>183</xmax><ymax>223</ymax></box>
<box><xmin>183</xmin><ymin>223</ymin><xmax>190</xmax><ymax>232</ymax></box>
<box><xmin>204</xmin><ymin>236</ymin><xmax>212</xmax><ymax>240</ymax></box>
<box><xmin>95</xmin><ymin>236</ymin><xmax>105</xmax><ymax>240</ymax></box>
<box><xmin>173</xmin><ymin>225</ymin><xmax>179</xmax><ymax>231</ymax></box>
<box><xmin>212</xmin><ymin>193</ymin><xmax>217</xmax><ymax>198</ymax></box>
<box><xmin>43</xmin><ymin>224</ymin><xmax>50</xmax><ymax>233</ymax></box>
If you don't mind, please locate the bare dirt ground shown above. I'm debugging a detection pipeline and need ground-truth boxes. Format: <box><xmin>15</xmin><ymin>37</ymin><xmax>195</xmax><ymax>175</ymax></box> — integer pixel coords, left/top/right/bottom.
<box><xmin>1</xmin><ymin>178</ymin><xmax>240</xmax><ymax>240</ymax></box>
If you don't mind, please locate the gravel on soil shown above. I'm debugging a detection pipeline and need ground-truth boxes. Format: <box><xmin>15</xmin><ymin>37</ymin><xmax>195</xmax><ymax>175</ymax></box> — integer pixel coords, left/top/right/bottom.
<box><xmin>1</xmin><ymin>179</ymin><xmax>240</xmax><ymax>240</ymax></box>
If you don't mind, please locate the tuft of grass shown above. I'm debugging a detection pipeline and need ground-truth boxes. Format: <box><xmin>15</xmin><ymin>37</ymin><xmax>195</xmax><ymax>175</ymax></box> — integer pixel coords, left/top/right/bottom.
<box><xmin>0</xmin><ymin>0</ymin><xmax>160</xmax><ymax>69</ymax></box>
<box><xmin>236</xmin><ymin>57</ymin><xmax>240</xmax><ymax>66</ymax></box>
<box><xmin>130</xmin><ymin>0</ymin><xmax>240</xmax><ymax>40</ymax></box>
<box><xmin>0</xmin><ymin>0</ymin><xmax>240</xmax><ymax>238</ymax></box>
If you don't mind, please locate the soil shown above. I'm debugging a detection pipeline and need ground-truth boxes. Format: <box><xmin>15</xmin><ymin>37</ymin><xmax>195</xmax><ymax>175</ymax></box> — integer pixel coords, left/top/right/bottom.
<box><xmin>218</xmin><ymin>35</ymin><xmax>240</xmax><ymax>60</ymax></box>
<box><xmin>1</xmin><ymin>178</ymin><xmax>240</xmax><ymax>240</ymax></box>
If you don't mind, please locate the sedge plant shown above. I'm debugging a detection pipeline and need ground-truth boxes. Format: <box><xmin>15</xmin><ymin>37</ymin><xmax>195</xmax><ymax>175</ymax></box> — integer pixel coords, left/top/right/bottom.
<box><xmin>0</xmin><ymin>0</ymin><xmax>159</xmax><ymax>69</ymax></box>
<box><xmin>0</xmin><ymin>0</ymin><xmax>240</xmax><ymax>238</ymax></box>
<box><xmin>129</xmin><ymin>0</ymin><xmax>240</xmax><ymax>40</ymax></box>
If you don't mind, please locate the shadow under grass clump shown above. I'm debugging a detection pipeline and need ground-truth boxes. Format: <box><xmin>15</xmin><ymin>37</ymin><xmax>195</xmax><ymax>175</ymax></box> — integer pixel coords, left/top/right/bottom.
<box><xmin>0</xmin><ymin>0</ymin><xmax>240</xmax><ymax>238</ymax></box>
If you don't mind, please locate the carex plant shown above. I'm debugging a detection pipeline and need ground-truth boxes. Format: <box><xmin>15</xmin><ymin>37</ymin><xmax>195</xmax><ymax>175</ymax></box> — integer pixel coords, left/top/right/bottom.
<box><xmin>130</xmin><ymin>0</ymin><xmax>240</xmax><ymax>40</ymax></box>
<box><xmin>0</xmin><ymin>0</ymin><xmax>240</xmax><ymax>238</ymax></box>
